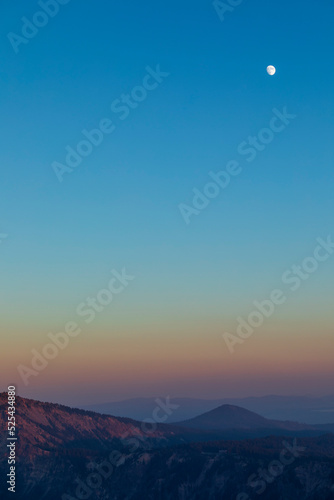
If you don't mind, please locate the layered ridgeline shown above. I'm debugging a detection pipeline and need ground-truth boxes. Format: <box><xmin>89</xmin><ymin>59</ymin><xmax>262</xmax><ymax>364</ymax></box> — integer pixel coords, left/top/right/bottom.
<box><xmin>1</xmin><ymin>394</ymin><xmax>334</xmax><ymax>499</ymax></box>
<box><xmin>81</xmin><ymin>394</ymin><xmax>334</xmax><ymax>424</ymax></box>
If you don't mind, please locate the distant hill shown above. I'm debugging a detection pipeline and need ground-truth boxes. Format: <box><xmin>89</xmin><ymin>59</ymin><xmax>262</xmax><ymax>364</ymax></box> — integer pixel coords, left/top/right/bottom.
<box><xmin>80</xmin><ymin>396</ymin><xmax>220</xmax><ymax>422</ymax></box>
<box><xmin>180</xmin><ymin>404</ymin><xmax>273</xmax><ymax>430</ymax></box>
<box><xmin>80</xmin><ymin>394</ymin><xmax>334</xmax><ymax>424</ymax></box>
<box><xmin>179</xmin><ymin>404</ymin><xmax>317</xmax><ymax>433</ymax></box>
<box><xmin>219</xmin><ymin>394</ymin><xmax>334</xmax><ymax>425</ymax></box>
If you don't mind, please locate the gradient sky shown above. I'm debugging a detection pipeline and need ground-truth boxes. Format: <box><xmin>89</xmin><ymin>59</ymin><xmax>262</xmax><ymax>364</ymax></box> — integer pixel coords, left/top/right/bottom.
<box><xmin>1</xmin><ymin>0</ymin><xmax>333</xmax><ymax>406</ymax></box>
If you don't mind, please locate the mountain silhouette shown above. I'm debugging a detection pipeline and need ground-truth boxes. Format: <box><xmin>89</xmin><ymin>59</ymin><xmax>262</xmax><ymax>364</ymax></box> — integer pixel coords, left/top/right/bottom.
<box><xmin>179</xmin><ymin>404</ymin><xmax>315</xmax><ymax>432</ymax></box>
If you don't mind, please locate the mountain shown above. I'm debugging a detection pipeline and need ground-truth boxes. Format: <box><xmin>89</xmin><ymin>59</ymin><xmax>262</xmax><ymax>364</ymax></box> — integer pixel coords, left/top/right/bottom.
<box><xmin>180</xmin><ymin>404</ymin><xmax>273</xmax><ymax>430</ymax></box>
<box><xmin>220</xmin><ymin>395</ymin><xmax>334</xmax><ymax>425</ymax></box>
<box><xmin>0</xmin><ymin>393</ymin><xmax>204</xmax><ymax>458</ymax></box>
<box><xmin>80</xmin><ymin>396</ymin><xmax>221</xmax><ymax>422</ymax></box>
<box><xmin>179</xmin><ymin>404</ymin><xmax>317</xmax><ymax>434</ymax></box>
<box><xmin>1</xmin><ymin>395</ymin><xmax>334</xmax><ymax>499</ymax></box>
<box><xmin>0</xmin><ymin>394</ymin><xmax>169</xmax><ymax>452</ymax></box>
<box><xmin>80</xmin><ymin>394</ymin><xmax>334</xmax><ymax>424</ymax></box>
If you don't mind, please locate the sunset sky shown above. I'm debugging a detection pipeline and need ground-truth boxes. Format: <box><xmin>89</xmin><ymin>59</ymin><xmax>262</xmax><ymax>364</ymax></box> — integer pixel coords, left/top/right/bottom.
<box><xmin>1</xmin><ymin>0</ymin><xmax>333</xmax><ymax>406</ymax></box>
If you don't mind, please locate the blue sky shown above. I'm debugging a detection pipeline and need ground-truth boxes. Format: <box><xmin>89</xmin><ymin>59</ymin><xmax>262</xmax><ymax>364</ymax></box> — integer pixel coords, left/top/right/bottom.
<box><xmin>1</xmin><ymin>0</ymin><xmax>333</xmax><ymax>401</ymax></box>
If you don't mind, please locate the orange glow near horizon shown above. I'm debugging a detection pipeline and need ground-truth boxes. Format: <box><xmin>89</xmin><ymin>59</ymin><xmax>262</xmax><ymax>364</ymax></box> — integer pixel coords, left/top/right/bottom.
<box><xmin>4</xmin><ymin>321</ymin><xmax>333</xmax><ymax>405</ymax></box>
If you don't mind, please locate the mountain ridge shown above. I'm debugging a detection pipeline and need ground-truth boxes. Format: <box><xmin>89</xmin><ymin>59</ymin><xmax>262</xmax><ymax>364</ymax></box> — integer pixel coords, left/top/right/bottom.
<box><xmin>79</xmin><ymin>394</ymin><xmax>334</xmax><ymax>424</ymax></box>
<box><xmin>1</xmin><ymin>394</ymin><xmax>334</xmax><ymax>499</ymax></box>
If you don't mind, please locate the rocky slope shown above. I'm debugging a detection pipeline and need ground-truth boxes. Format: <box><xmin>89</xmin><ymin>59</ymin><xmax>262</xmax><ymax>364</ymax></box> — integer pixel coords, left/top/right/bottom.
<box><xmin>0</xmin><ymin>392</ymin><xmax>182</xmax><ymax>454</ymax></box>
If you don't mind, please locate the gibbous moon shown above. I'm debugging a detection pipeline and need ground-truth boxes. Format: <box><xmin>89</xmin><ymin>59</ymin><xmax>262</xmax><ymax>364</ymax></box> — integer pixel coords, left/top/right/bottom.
<box><xmin>267</xmin><ymin>65</ymin><xmax>276</xmax><ymax>76</ymax></box>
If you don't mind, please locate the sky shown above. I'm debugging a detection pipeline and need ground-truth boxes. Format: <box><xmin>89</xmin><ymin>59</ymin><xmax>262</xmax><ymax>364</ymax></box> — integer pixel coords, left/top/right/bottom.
<box><xmin>1</xmin><ymin>0</ymin><xmax>333</xmax><ymax>406</ymax></box>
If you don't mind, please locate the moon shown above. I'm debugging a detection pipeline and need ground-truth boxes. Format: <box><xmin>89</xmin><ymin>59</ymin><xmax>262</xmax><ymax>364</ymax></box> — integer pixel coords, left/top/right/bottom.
<box><xmin>267</xmin><ymin>65</ymin><xmax>276</xmax><ymax>76</ymax></box>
